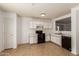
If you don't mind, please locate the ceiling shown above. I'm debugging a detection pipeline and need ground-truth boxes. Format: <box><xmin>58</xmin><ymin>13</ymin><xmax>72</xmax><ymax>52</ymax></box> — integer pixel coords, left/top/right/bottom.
<box><xmin>0</xmin><ymin>3</ymin><xmax>79</xmax><ymax>19</ymax></box>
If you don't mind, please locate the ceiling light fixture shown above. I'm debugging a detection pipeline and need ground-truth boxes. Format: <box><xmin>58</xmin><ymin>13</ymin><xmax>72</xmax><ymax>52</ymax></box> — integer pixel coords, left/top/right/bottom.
<box><xmin>41</xmin><ymin>13</ymin><xmax>46</xmax><ymax>16</ymax></box>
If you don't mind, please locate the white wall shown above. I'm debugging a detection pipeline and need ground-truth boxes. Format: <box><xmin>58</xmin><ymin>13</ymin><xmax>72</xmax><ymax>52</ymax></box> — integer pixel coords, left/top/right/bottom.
<box><xmin>17</xmin><ymin>16</ymin><xmax>22</xmax><ymax>44</ymax></box>
<box><xmin>21</xmin><ymin>17</ymin><xmax>32</xmax><ymax>44</ymax></box>
<box><xmin>71</xmin><ymin>8</ymin><xmax>77</xmax><ymax>54</ymax></box>
<box><xmin>0</xmin><ymin>11</ymin><xmax>4</xmax><ymax>52</ymax></box>
<box><xmin>71</xmin><ymin>7</ymin><xmax>79</xmax><ymax>55</ymax></box>
<box><xmin>76</xmin><ymin>11</ymin><xmax>79</xmax><ymax>54</ymax></box>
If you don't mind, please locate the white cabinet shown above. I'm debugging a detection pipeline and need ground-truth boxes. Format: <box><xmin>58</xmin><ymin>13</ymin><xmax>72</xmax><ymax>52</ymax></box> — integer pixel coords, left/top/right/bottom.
<box><xmin>43</xmin><ymin>23</ymin><xmax>47</xmax><ymax>28</ymax></box>
<box><xmin>45</xmin><ymin>34</ymin><xmax>51</xmax><ymax>41</ymax></box>
<box><xmin>51</xmin><ymin>36</ymin><xmax>55</xmax><ymax>42</ymax></box>
<box><xmin>51</xmin><ymin>34</ymin><xmax>61</xmax><ymax>46</ymax></box>
<box><xmin>30</xmin><ymin>36</ymin><xmax>34</xmax><ymax>44</ymax></box>
<box><xmin>55</xmin><ymin>37</ymin><xmax>61</xmax><ymax>46</ymax></box>
<box><xmin>43</xmin><ymin>23</ymin><xmax>52</xmax><ymax>29</ymax></box>
<box><xmin>29</xmin><ymin>35</ymin><xmax>37</xmax><ymax>44</ymax></box>
<box><xmin>30</xmin><ymin>21</ymin><xmax>52</xmax><ymax>29</ymax></box>
<box><xmin>30</xmin><ymin>22</ymin><xmax>36</xmax><ymax>28</ymax></box>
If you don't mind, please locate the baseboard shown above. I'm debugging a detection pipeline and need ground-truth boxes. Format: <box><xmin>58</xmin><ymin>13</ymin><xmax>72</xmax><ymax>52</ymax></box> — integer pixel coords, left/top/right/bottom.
<box><xmin>18</xmin><ymin>41</ymin><xmax>51</xmax><ymax>45</ymax></box>
<box><xmin>45</xmin><ymin>41</ymin><xmax>51</xmax><ymax>43</ymax></box>
<box><xmin>18</xmin><ymin>43</ymin><xmax>29</xmax><ymax>46</ymax></box>
<box><xmin>28</xmin><ymin>42</ymin><xmax>38</xmax><ymax>45</ymax></box>
<box><xmin>50</xmin><ymin>41</ymin><xmax>61</xmax><ymax>47</ymax></box>
<box><xmin>71</xmin><ymin>50</ymin><xmax>79</xmax><ymax>55</ymax></box>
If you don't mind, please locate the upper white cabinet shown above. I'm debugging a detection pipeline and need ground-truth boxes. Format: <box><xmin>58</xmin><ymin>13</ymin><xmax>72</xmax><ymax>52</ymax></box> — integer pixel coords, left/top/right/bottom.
<box><xmin>30</xmin><ymin>21</ymin><xmax>36</xmax><ymax>28</ymax></box>
<box><xmin>30</xmin><ymin>21</ymin><xmax>52</xmax><ymax>29</ymax></box>
<box><xmin>43</xmin><ymin>22</ymin><xmax>52</xmax><ymax>29</ymax></box>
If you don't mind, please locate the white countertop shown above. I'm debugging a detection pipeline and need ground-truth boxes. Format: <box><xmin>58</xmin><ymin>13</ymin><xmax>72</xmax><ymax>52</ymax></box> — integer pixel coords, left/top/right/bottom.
<box><xmin>52</xmin><ymin>31</ymin><xmax>71</xmax><ymax>37</ymax></box>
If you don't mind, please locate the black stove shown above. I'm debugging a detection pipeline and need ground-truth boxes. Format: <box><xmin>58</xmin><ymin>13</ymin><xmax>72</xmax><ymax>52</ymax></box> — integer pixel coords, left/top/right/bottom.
<box><xmin>36</xmin><ymin>30</ymin><xmax>45</xmax><ymax>44</ymax></box>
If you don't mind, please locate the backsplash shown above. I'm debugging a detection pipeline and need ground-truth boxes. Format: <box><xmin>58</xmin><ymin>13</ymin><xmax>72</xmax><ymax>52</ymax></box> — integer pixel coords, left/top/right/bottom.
<box><xmin>61</xmin><ymin>31</ymin><xmax>71</xmax><ymax>37</ymax></box>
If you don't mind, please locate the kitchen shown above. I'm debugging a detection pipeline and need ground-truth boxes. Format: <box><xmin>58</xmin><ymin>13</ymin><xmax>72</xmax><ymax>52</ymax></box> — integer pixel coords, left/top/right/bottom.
<box><xmin>28</xmin><ymin>14</ymin><xmax>71</xmax><ymax>51</ymax></box>
<box><xmin>0</xmin><ymin>3</ymin><xmax>79</xmax><ymax>56</ymax></box>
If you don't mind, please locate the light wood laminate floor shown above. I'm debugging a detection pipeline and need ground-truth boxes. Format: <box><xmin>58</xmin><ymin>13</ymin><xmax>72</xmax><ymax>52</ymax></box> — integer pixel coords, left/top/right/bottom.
<box><xmin>0</xmin><ymin>42</ymin><xmax>74</xmax><ymax>56</ymax></box>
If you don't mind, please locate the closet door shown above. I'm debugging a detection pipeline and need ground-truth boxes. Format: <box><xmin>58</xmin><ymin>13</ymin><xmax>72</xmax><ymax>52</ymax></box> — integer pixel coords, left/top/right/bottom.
<box><xmin>4</xmin><ymin>13</ymin><xmax>17</xmax><ymax>49</ymax></box>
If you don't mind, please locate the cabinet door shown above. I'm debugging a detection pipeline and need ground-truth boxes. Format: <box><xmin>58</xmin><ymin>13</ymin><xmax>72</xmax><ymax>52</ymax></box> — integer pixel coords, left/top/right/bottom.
<box><xmin>51</xmin><ymin>36</ymin><xmax>55</xmax><ymax>42</ymax></box>
<box><xmin>46</xmin><ymin>35</ymin><xmax>50</xmax><ymax>41</ymax></box>
<box><xmin>51</xmin><ymin>36</ymin><xmax>61</xmax><ymax>46</ymax></box>
<box><xmin>51</xmin><ymin>36</ymin><xmax>57</xmax><ymax>44</ymax></box>
<box><xmin>62</xmin><ymin>36</ymin><xmax>71</xmax><ymax>51</ymax></box>
<box><xmin>30</xmin><ymin>22</ymin><xmax>36</xmax><ymax>28</ymax></box>
<box><xmin>30</xmin><ymin>37</ymin><xmax>34</xmax><ymax>44</ymax></box>
<box><xmin>55</xmin><ymin>37</ymin><xmax>61</xmax><ymax>46</ymax></box>
<box><xmin>30</xmin><ymin>36</ymin><xmax>37</xmax><ymax>44</ymax></box>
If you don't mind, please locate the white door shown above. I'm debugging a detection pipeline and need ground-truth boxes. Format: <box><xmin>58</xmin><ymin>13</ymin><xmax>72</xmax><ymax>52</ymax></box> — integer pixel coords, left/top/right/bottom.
<box><xmin>4</xmin><ymin>13</ymin><xmax>17</xmax><ymax>49</ymax></box>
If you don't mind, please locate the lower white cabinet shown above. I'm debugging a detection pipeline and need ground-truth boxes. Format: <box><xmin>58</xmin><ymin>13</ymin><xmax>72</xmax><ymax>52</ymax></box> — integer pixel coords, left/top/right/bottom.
<box><xmin>30</xmin><ymin>35</ymin><xmax>37</xmax><ymax>44</ymax></box>
<box><xmin>51</xmin><ymin>36</ymin><xmax>55</xmax><ymax>43</ymax></box>
<box><xmin>45</xmin><ymin>34</ymin><xmax>51</xmax><ymax>41</ymax></box>
<box><xmin>51</xmin><ymin>35</ymin><xmax>61</xmax><ymax>46</ymax></box>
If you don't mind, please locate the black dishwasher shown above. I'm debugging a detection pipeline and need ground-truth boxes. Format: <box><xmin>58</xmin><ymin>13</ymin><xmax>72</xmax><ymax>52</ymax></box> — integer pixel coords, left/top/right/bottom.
<box><xmin>62</xmin><ymin>36</ymin><xmax>71</xmax><ymax>51</ymax></box>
